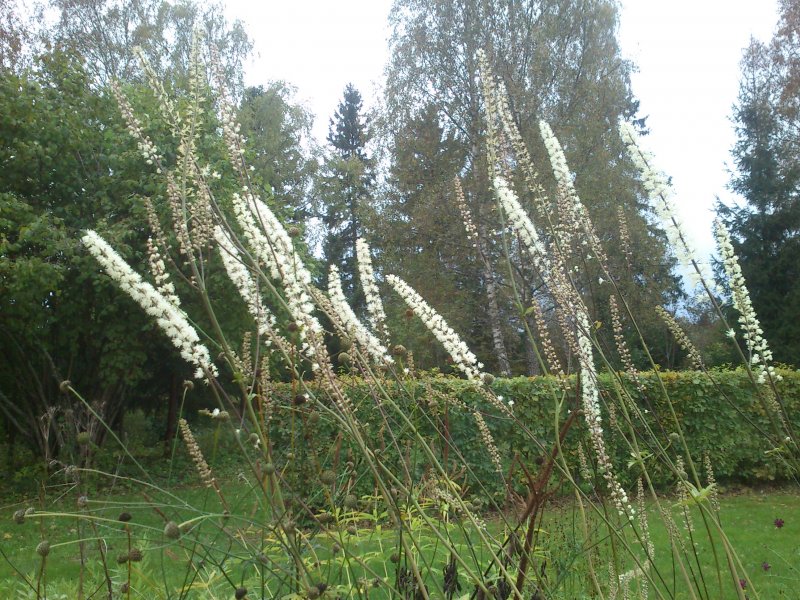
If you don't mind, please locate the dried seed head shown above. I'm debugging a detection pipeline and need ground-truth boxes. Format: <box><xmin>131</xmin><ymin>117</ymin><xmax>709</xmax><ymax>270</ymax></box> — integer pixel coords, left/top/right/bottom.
<box><xmin>77</xmin><ymin>495</ymin><xmax>88</xmax><ymax>509</ymax></box>
<box><xmin>235</xmin><ymin>587</ymin><xmax>248</xmax><ymax>599</ymax></box>
<box><xmin>343</xmin><ymin>494</ymin><xmax>358</xmax><ymax>509</ymax></box>
<box><xmin>36</xmin><ymin>541</ymin><xmax>50</xmax><ymax>557</ymax></box>
<box><xmin>307</xmin><ymin>586</ymin><xmax>320</xmax><ymax>599</ymax></box>
<box><xmin>293</xmin><ymin>394</ymin><xmax>307</xmax><ymax>406</ymax></box>
<box><xmin>391</xmin><ymin>344</ymin><xmax>407</xmax><ymax>357</ymax></box>
<box><xmin>76</xmin><ymin>431</ymin><xmax>91</xmax><ymax>446</ymax></box>
<box><xmin>320</xmin><ymin>470</ymin><xmax>336</xmax><ymax>485</ymax></box>
<box><xmin>13</xmin><ymin>509</ymin><xmax>25</xmax><ymax>524</ymax></box>
<box><xmin>59</xmin><ymin>380</ymin><xmax>71</xmax><ymax>393</ymax></box>
<box><xmin>346</xmin><ymin>524</ymin><xmax>357</xmax><ymax>535</ymax></box>
<box><xmin>390</xmin><ymin>553</ymin><xmax>400</xmax><ymax>563</ymax></box>
<box><xmin>118</xmin><ymin>512</ymin><xmax>132</xmax><ymax>523</ymax></box>
<box><xmin>338</xmin><ymin>351</ymin><xmax>352</xmax><ymax>365</ymax></box>
<box><xmin>164</xmin><ymin>521</ymin><xmax>181</xmax><ymax>540</ymax></box>
<box><xmin>308</xmin><ymin>411</ymin><xmax>320</xmax><ymax>424</ymax></box>
<box><xmin>405</xmin><ymin>308</ymin><xmax>414</xmax><ymax>319</ymax></box>
<box><xmin>288</xmin><ymin>225</ymin><xmax>302</xmax><ymax>238</ymax></box>
<box><xmin>128</xmin><ymin>547</ymin><xmax>143</xmax><ymax>562</ymax></box>
<box><xmin>120</xmin><ymin>582</ymin><xmax>129</xmax><ymax>593</ymax></box>
<box><xmin>24</xmin><ymin>507</ymin><xmax>35</xmax><ymax>517</ymax></box>
<box><xmin>117</xmin><ymin>553</ymin><xmax>129</xmax><ymax>564</ymax></box>
<box><xmin>183</xmin><ymin>380</ymin><xmax>194</xmax><ymax>391</ymax></box>
<box><xmin>287</xmin><ymin>321</ymin><xmax>299</xmax><ymax>333</ymax></box>
<box><xmin>482</xmin><ymin>373</ymin><xmax>495</xmax><ymax>385</ymax></box>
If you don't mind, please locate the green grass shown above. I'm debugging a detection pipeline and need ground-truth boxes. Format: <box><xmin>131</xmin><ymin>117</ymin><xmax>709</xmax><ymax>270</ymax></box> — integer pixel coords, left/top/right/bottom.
<box><xmin>1</xmin><ymin>483</ymin><xmax>799</xmax><ymax>598</ymax></box>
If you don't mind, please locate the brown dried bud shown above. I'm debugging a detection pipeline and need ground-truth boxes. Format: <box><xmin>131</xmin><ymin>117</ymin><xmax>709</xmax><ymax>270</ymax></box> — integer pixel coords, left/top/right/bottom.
<box><xmin>288</xmin><ymin>225</ymin><xmax>302</xmax><ymax>238</ymax></box>
<box><xmin>13</xmin><ymin>509</ymin><xmax>25</xmax><ymax>524</ymax></box>
<box><xmin>118</xmin><ymin>512</ymin><xmax>132</xmax><ymax>523</ymax></box>
<box><xmin>320</xmin><ymin>470</ymin><xmax>336</xmax><ymax>485</ymax></box>
<box><xmin>36</xmin><ymin>541</ymin><xmax>50</xmax><ymax>557</ymax></box>
<box><xmin>346</xmin><ymin>524</ymin><xmax>357</xmax><ymax>535</ymax></box>
<box><xmin>391</xmin><ymin>344</ymin><xmax>407</xmax><ymax>357</ymax></box>
<box><xmin>235</xmin><ymin>587</ymin><xmax>248</xmax><ymax>599</ymax></box>
<box><xmin>405</xmin><ymin>308</ymin><xmax>414</xmax><ymax>319</ymax></box>
<box><xmin>128</xmin><ymin>547</ymin><xmax>143</xmax><ymax>562</ymax></box>
<box><xmin>287</xmin><ymin>322</ymin><xmax>299</xmax><ymax>333</ymax></box>
<box><xmin>293</xmin><ymin>394</ymin><xmax>307</xmax><ymax>406</ymax></box>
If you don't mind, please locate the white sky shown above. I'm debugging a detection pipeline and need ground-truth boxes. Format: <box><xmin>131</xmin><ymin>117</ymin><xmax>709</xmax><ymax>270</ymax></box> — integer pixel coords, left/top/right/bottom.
<box><xmin>225</xmin><ymin>0</ymin><xmax>780</xmax><ymax>262</ymax></box>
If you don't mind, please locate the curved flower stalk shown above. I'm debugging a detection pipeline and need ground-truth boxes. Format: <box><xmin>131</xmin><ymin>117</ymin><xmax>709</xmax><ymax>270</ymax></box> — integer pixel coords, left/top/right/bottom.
<box><xmin>214</xmin><ymin>226</ymin><xmax>290</xmax><ymax>355</ymax></box>
<box><xmin>714</xmin><ymin>220</ymin><xmax>780</xmax><ymax>384</ymax></box>
<box><xmin>356</xmin><ymin>238</ymin><xmax>389</xmax><ymax>342</ymax></box>
<box><xmin>328</xmin><ymin>265</ymin><xmax>393</xmax><ymax>365</ymax></box>
<box><xmin>82</xmin><ymin>230</ymin><xmax>217</xmax><ymax>379</ymax></box>
<box><xmin>619</xmin><ymin>122</ymin><xmax>716</xmax><ymax>293</ymax></box>
<box><xmin>539</xmin><ymin>120</ymin><xmax>608</xmax><ymax>267</ymax></box>
<box><xmin>386</xmin><ymin>274</ymin><xmax>483</xmax><ymax>383</ymax></box>
<box><xmin>493</xmin><ymin>176</ymin><xmax>631</xmax><ymax>516</ymax></box>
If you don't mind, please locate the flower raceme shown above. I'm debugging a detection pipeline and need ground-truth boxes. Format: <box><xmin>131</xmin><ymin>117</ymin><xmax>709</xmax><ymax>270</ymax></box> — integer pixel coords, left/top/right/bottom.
<box><xmin>714</xmin><ymin>220</ymin><xmax>780</xmax><ymax>384</ymax></box>
<box><xmin>328</xmin><ymin>264</ymin><xmax>393</xmax><ymax>365</ymax></box>
<box><xmin>81</xmin><ymin>230</ymin><xmax>217</xmax><ymax>379</ymax></box>
<box><xmin>386</xmin><ymin>274</ymin><xmax>483</xmax><ymax>383</ymax></box>
<box><xmin>355</xmin><ymin>238</ymin><xmax>389</xmax><ymax>341</ymax></box>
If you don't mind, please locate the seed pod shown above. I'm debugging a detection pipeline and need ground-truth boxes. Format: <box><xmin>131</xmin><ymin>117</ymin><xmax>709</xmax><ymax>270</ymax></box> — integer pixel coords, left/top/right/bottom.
<box><xmin>164</xmin><ymin>521</ymin><xmax>181</xmax><ymax>540</ymax></box>
<box><xmin>128</xmin><ymin>548</ymin><xmax>143</xmax><ymax>562</ymax></box>
<box><xmin>346</xmin><ymin>524</ymin><xmax>357</xmax><ymax>535</ymax></box>
<box><xmin>343</xmin><ymin>494</ymin><xmax>358</xmax><ymax>509</ymax></box>
<box><xmin>118</xmin><ymin>512</ymin><xmax>132</xmax><ymax>523</ymax></box>
<box><xmin>235</xmin><ymin>587</ymin><xmax>248</xmax><ymax>599</ymax></box>
<box><xmin>59</xmin><ymin>380</ymin><xmax>71</xmax><ymax>393</ymax></box>
<box><xmin>320</xmin><ymin>470</ymin><xmax>336</xmax><ymax>485</ymax></box>
<box><xmin>391</xmin><ymin>344</ymin><xmax>407</xmax><ymax>357</ymax></box>
<box><xmin>36</xmin><ymin>541</ymin><xmax>50</xmax><ymax>557</ymax></box>
<box><xmin>13</xmin><ymin>509</ymin><xmax>25</xmax><ymax>524</ymax></box>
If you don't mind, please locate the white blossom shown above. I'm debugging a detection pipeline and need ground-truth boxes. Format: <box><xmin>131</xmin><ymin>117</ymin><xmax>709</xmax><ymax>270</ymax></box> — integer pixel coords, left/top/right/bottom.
<box><xmin>356</xmin><ymin>238</ymin><xmax>389</xmax><ymax>341</ymax></box>
<box><xmin>386</xmin><ymin>274</ymin><xmax>483</xmax><ymax>382</ymax></box>
<box><xmin>715</xmin><ymin>220</ymin><xmax>781</xmax><ymax>383</ymax></box>
<box><xmin>82</xmin><ymin>230</ymin><xmax>216</xmax><ymax>379</ymax></box>
<box><xmin>328</xmin><ymin>265</ymin><xmax>393</xmax><ymax>365</ymax></box>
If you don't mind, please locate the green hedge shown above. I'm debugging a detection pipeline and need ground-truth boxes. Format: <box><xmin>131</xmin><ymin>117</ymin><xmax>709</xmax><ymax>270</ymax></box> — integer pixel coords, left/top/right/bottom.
<box><xmin>261</xmin><ymin>368</ymin><xmax>800</xmax><ymax>503</ymax></box>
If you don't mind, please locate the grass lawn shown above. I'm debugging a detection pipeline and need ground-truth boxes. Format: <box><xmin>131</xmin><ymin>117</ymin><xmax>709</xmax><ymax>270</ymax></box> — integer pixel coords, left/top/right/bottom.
<box><xmin>1</xmin><ymin>483</ymin><xmax>798</xmax><ymax>598</ymax></box>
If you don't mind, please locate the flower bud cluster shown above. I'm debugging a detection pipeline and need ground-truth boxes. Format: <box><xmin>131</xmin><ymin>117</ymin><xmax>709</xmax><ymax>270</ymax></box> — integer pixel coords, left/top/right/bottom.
<box><xmin>82</xmin><ymin>230</ymin><xmax>216</xmax><ymax>379</ymax></box>
<box><xmin>147</xmin><ymin>237</ymin><xmax>180</xmax><ymax>308</ymax></box>
<box><xmin>355</xmin><ymin>238</ymin><xmax>389</xmax><ymax>341</ymax></box>
<box><xmin>179</xmin><ymin>418</ymin><xmax>215</xmax><ymax>488</ymax></box>
<box><xmin>328</xmin><ymin>265</ymin><xmax>393</xmax><ymax>365</ymax></box>
<box><xmin>714</xmin><ymin>220</ymin><xmax>780</xmax><ymax>384</ymax></box>
<box><xmin>655</xmin><ymin>306</ymin><xmax>703</xmax><ymax>370</ymax></box>
<box><xmin>453</xmin><ymin>178</ymin><xmax>479</xmax><ymax>248</ymax></box>
<box><xmin>386</xmin><ymin>275</ymin><xmax>483</xmax><ymax>382</ymax></box>
<box><xmin>111</xmin><ymin>81</ymin><xmax>162</xmax><ymax>171</ymax></box>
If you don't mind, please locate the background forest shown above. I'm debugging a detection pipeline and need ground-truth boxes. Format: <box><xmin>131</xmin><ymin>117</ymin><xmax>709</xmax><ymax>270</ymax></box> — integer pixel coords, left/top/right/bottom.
<box><xmin>1</xmin><ymin>0</ymin><xmax>798</xmax><ymax>477</ymax></box>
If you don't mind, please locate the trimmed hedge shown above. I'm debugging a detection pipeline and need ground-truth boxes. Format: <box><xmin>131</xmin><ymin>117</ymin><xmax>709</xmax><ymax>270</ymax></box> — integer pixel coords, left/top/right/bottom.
<box><xmin>260</xmin><ymin>368</ymin><xmax>800</xmax><ymax>502</ymax></box>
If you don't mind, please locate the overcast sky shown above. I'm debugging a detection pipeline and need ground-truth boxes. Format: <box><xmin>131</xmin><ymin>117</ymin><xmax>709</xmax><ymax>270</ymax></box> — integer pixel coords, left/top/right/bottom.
<box><xmin>225</xmin><ymin>0</ymin><xmax>780</xmax><ymax>263</ymax></box>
